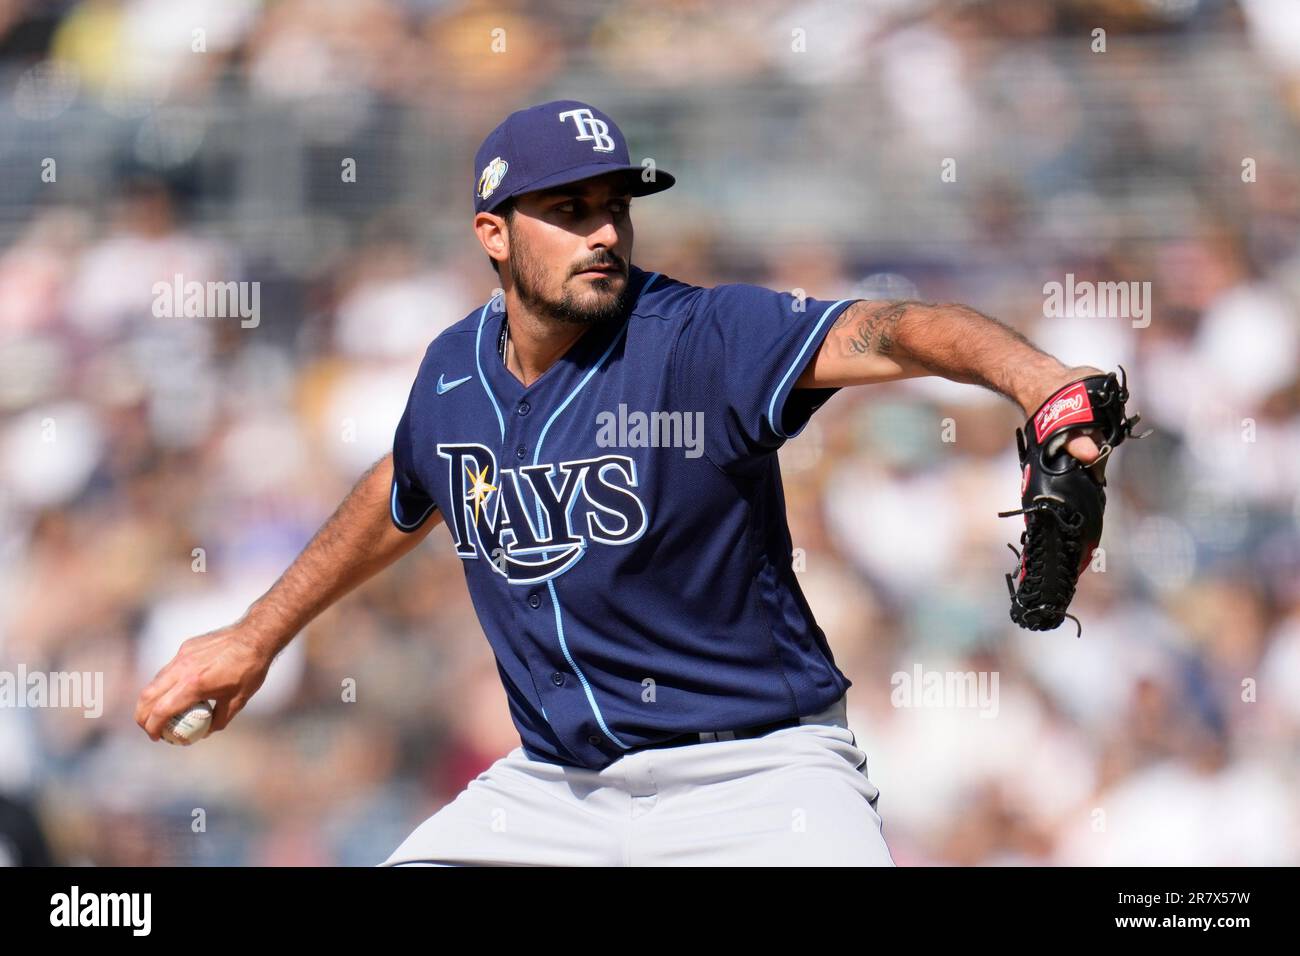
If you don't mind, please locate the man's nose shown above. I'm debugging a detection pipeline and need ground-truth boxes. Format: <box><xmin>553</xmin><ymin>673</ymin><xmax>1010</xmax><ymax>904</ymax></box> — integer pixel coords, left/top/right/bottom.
<box><xmin>587</xmin><ymin>216</ymin><xmax>620</xmax><ymax>248</ymax></box>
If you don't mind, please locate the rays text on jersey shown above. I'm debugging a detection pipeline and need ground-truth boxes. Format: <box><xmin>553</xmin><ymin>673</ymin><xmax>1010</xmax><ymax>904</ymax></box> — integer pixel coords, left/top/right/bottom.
<box><xmin>438</xmin><ymin>443</ymin><xmax>648</xmax><ymax>584</ymax></box>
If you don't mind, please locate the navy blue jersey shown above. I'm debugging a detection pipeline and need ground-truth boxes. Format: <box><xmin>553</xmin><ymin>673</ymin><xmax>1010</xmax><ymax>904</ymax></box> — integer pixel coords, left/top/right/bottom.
<box><xmin>391</xmin><ymin>264</ymin><xmax>860</xmax><ymax>770</ymax></box>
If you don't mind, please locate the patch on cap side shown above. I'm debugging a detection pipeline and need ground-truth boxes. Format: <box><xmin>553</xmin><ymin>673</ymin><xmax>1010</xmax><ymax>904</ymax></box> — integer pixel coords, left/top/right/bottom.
<box><xmin>477</xmin><ymin>157</ymin><xmax>509</xmax><ymax>202</ymax></box>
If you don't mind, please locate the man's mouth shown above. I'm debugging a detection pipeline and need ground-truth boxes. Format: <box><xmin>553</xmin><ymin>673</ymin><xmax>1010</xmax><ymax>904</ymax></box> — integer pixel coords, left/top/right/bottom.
<box><xmin>575</xmin><ymin>263</ymin><xmax>623</xmax><ymax>278</ymax></box>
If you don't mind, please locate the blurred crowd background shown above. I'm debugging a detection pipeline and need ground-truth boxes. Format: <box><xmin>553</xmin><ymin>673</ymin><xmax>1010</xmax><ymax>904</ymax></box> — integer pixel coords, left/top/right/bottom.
<box><xmin>2</xmin><ymin>0</ymin><xmax>1299</xmax><ymax>866</ymax></box>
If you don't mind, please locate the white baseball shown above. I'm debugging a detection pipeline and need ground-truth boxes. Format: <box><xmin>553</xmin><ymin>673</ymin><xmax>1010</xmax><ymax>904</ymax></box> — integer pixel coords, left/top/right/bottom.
<box><xmin>163</xmin><ymin>701</ymin><xmax>213</xmax><ymax>746</ymax></box>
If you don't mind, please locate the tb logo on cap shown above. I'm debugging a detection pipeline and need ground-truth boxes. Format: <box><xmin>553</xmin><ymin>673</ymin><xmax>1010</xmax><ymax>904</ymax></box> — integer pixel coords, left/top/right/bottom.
<box><xmin>558</xmin><ymin>108</ymin><xmax>615</xmax><ymax>153</ymax></box>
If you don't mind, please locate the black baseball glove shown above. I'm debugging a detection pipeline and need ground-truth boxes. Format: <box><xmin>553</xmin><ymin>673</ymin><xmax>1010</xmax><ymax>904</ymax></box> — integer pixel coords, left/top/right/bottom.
<box><xmin>998</xmin><ymin>366</ymin><xmax>1149</xmax><ymax>636</ymax></box>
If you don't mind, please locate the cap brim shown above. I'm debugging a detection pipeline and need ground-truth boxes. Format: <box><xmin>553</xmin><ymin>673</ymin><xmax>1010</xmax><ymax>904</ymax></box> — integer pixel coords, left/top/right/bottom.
<box><xmin>497</xmin><ymin>163</ymin><xmax>675</xmax><ymax>209</ymax></box>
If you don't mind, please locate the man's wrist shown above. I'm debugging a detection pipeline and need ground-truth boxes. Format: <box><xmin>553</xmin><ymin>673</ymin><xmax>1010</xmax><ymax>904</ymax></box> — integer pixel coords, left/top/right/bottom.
<box><xmin>1013</xmin><ymin>360</ymin><xmax>1095</xmax><ymax>419</ymax></box>
<box><xmin>240</xmin><ymin>598</ymin><xmax>297</xmax><ymax>659</ymax></box>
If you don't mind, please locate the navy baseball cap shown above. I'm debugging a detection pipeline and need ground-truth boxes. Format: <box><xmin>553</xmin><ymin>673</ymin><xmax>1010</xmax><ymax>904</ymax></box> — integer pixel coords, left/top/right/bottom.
<box><xmin>473</xmin><ymin>99</ymin><xmax>675</xmax><ymax>214</ymax></box>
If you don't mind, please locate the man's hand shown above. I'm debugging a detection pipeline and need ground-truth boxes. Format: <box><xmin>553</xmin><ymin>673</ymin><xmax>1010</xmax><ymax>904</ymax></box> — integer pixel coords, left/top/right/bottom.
<box><xmin>1016</xmin><ymin>364</ymin><xmax>1109</xmax><ymax>478</ymax></box>
<box><xmin>133</xmin><ymin>452</ymin><xmax>439</xmax><ymax>742</ymax></box>
<box><xmin>134</xmin><ymin>618</ymin><xmax>277</xmax><ymax>740</ymax></box>
<box><xmin>998</xmin><ymin>366</ymin><xmax>1146</xmax><ymax>635</ymax></box>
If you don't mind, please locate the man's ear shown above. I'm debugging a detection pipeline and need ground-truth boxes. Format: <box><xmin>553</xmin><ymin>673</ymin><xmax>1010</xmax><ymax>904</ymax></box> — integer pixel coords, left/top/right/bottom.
<box><xmin>474</xmin><ymin>211</ymin><xmax>509</xmax><ymax>273</ymax></box>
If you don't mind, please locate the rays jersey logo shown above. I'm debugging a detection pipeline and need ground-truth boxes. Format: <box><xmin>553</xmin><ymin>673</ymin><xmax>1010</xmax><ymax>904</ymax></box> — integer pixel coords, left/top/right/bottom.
<box><xmin>439</xmin><ymin>443</ymin><xmax>647</xmax><ymax>584</ymax></box>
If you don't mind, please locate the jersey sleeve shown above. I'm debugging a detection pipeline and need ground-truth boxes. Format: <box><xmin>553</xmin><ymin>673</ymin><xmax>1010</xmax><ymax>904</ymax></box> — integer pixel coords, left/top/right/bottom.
<box><xmin>390</xmin><ymin>386</ymin><xmax>438</xmax><ymax>533</ymax></box>
<box><xmin>672</xmin><ymin>283</ymin><xmax>858</xmax><ymax>470</ymax></box>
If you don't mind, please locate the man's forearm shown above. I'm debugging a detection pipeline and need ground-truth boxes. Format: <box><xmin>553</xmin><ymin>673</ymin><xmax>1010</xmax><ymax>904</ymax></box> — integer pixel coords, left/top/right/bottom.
<box><xmin>241</xmin><ymin>453</ymin><xmax>436</xmax><ymax>657</ymax></box>
<box><xmin>816</xmin><ymin>299</ymin><xmax>1074</xmax><ymax>414</ymax></box>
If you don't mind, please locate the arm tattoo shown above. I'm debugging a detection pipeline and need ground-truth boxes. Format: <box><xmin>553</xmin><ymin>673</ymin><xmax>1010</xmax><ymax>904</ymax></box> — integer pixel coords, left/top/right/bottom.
<box><xmin>827</xmin><ymin>298</ymin><xmax>1055</xmax><ymax>405</ymax></box>
<box><xmin>831</xmin><ymin>300</ymin><xmax>917</xmax><ymax>358</ymax></box>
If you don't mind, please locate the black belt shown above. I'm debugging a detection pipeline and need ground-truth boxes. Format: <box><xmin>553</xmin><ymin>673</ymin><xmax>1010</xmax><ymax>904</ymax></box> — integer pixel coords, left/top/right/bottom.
<box><xmin>632</xmin><ymin>714</ymin><xmax>803</xmax><ymax>752</ymax></box>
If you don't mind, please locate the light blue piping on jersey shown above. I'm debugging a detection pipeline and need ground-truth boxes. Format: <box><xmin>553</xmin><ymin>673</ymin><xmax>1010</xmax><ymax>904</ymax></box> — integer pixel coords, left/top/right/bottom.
<box><xmin>528</xmin><ymin>271</ymin><xmax>660</xmax><ymax>753</ymax></box>
<box><xmin>766</xmin><ymin>298</ymin><xmax>853</xmax><ymax>439</ymax></box>
<box><xmin>475</xmin><ymin>292</ymin><xmax>507</xmax><ymax>442</ymax></box>
<box><xmin>390</xmin><ymin>481</ymin><xmax>437</xmax><ymax>531</ymax></box>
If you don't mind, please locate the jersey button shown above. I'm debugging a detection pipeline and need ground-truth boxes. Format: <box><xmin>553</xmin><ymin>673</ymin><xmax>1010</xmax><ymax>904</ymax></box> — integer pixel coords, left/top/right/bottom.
<box><xmin>587</xmin><ymin>735</ymin><xmax>601</xmax><ymax>747</ymax></box>
<box><xmin>515</xmin><ymin>444</ymin><xmax>527</xmax><ymax>460</ymax></box>
<box><xmin>550</xmin><ymin>672</ymin><xmax>564</xmax><ymax>686</ymax></box>
<box><xmin>517</xmin><ymin>401</ymin><xmax>530</xmax><ymax>416</ymax></box>
<box><xmin>527</xmin><ymin>592</ymin><xmax>542</xmax><ymax>609</ymax></box>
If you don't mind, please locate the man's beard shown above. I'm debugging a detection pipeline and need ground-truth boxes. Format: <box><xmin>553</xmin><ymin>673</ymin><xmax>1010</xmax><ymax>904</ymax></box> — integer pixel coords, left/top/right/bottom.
<box><xmin>509</xmin><ymin>241</ymin><xmax>630</xmax><ymax>326</ymax></box>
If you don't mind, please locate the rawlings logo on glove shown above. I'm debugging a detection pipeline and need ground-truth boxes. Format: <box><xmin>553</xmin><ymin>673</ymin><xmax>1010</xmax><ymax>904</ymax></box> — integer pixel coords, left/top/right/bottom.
<box><xmin>998</xmin><ymin>366</ymin><xmax>1151</xmax><ymax>636</ymax></box>
<box><xmin>1034</xmin><ymin>383</ymin><xmax>1091</xmax><ymax>440</ymax></box>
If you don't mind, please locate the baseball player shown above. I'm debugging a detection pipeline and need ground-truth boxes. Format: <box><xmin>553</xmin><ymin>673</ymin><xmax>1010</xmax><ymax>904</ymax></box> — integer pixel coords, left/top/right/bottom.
<box><xmin>135</xmin><ymin>100</ymin><xmax>1106</xmax><ymax>866</ymax></box>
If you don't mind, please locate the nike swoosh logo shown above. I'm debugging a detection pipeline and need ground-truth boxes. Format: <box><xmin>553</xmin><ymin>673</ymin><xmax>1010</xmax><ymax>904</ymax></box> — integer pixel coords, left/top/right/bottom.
<box><xmin>437</xmin><ymin>373</ymin><xmax>473</xmax><ymax>395</ymax></box>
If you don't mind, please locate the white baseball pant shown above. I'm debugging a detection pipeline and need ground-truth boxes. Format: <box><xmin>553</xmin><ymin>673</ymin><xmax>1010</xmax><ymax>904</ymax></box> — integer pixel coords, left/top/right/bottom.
<box><xmin>379</xmin><ymin>692</ymin><xmax>895</xmax><ymax>866</ymax></box>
